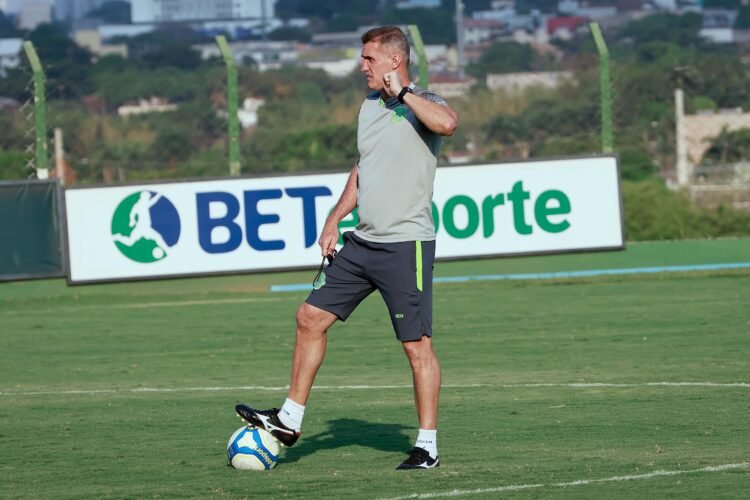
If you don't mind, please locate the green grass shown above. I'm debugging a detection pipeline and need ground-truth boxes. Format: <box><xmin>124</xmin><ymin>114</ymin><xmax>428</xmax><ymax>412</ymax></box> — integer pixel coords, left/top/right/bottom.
<box><xmin>1</xmin><ymin>239</ymin><xmax>749</xmax><ymax>498</ymax></box>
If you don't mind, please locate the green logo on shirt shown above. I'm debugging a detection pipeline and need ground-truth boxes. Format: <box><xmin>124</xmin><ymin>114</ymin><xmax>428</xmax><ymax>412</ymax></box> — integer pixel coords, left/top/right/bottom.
<box><xmin>391</xmin><ymin>106</ymin><xmax>407</xmax><ymax>124</ymax></box>
<box><xmin>379</xmin><ymin>98</ymin><xmax>407</xmax><ymax>124</ymax></box>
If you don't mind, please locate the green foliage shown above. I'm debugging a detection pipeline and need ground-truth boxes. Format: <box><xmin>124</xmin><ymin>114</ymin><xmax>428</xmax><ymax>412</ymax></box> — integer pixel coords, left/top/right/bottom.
<box><xmin>0</xmin><ymin>150</ymin><xmax>28</xmax><ymax>180</ymax></box>
<box><xmin>91</xmin><ymin>65</ymin><xmax>219</xmax><ymax>107</ymax></box>
<box><xmin>269</xmin><ymin>26</ymin><xmax>312</xmax><ymax>42</ymax></box>
<box><xmin>533</xmin><ymin>134</ymin><xmax>600</xmax><ymax>157</ymax></box>
<box><xmin>0</xmin><ymin>67</ymin><xmax>28</xmax><ymax>100</ymax></box>
<box><xmin>243</xmin><ymin>123</ymin><xmax>357</xmax><ymax>173</ymax></box>
<box><xmin>0</xmin><ymin>8</ymin><xmax>18</xmax><ymax>37</ymax></box>
<box><xmin>467</xmin><ymin>42</ymin><xmax>537</xmax><ymax>78</ymax></box>
<box><xmin>141</xmin><ymin>45</ymin><xmax>202</xmax><ymax>70</ymax></box>
<box><xmin>619</xmin><ymin>148</ymin><xmax>657</xmax><ymax>181</ymax></box>
<box><xmin>736</xmin><ymin>6</ymin><xmax>750</xmax><ymax>28</ymax></box>
<box><xmin>85</xmin><ymin>1</ymin><xmax>131</xmax><ymax>23</ymax></box>
<box><xmin>29</xmin><ymin>23</ymin><xmax>94</xmax><ymax>97</ymax></box>
<box><xmin>702</xmin><ymin>127</ymin><xmax>750</xmax><ymax>164</ymax></box>
<box><xmin>691</xmin><ymin>96</ymin><xmax>716</xmax><ymax>112</ymax></box>
<box><xmin>379</xmin><ymin>8</ymin><xmax>456</xmax><ymax>44</ymax></box>
<box><xmin>275</xmin><ymin>0</ymin><xmax>378</xmax><ymax>20</ymax></box>
<box><xmin>617</xmin><ymin>13</ymin><xmax>704</xmax><ymax>47</ymax></box>
<box><xmin>622</xmin><ymin>179</ymin><xmax>750</xmax><ymax>240</ymax></box>
<box><xmin>0</xmin><ymin>112</ymin><xmax>25</xmax><ymax>150</ymax></box>
<box><xmin>704</xmin><ymin>0</ymin><xmax>741</xmax><ymax>7</ymax></box>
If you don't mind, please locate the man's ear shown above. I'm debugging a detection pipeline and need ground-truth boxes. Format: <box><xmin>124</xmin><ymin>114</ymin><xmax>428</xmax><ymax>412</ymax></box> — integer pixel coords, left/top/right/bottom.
<box><xmin>391</xmin><ymin>53</ymin><xmax>401</xmax><ymax>69</ymax></box>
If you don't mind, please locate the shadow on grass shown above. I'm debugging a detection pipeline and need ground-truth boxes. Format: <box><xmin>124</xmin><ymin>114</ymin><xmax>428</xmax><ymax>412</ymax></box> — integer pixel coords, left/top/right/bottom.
<box><xmin>281</xmin><ymin>418</ymin><xmax>412</xmax><ymax>464</ymax></box>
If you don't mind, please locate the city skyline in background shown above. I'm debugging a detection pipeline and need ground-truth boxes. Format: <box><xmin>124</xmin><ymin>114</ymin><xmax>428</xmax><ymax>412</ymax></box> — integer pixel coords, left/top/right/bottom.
<box><xmin>1</xmin><ymin>0</ymin><xmax>279</xmax><ymax>21</ymax></box>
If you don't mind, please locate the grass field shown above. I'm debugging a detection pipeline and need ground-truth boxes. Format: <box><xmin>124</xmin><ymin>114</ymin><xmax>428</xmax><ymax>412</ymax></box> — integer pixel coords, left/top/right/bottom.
<box><xmin>1</xmin><ymin>239</ymin><xmax>749</xmax><ymax>498</ymax></box>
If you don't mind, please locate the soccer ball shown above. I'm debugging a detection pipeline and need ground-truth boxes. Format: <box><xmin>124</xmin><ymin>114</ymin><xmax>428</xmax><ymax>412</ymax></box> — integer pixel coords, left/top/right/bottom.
<box><xmin>227</xmin><ymin>426</ymin><xmax>280</xmax><ymax>470</ymax></box>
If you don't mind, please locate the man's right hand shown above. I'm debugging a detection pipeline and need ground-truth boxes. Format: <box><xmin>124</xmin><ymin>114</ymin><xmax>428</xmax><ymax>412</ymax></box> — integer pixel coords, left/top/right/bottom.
<box><xmin>318</xmin><ymin>221</ymin><xmax>339</xmax><ymax>258</ymax></box>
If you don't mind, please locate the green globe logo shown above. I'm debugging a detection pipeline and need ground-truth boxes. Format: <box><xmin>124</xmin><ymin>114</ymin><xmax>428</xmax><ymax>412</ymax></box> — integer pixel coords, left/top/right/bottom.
<box><xmin>111</xmin><ymin>191</ymin><xmax>181</xmax><ymax>263</ymax></box>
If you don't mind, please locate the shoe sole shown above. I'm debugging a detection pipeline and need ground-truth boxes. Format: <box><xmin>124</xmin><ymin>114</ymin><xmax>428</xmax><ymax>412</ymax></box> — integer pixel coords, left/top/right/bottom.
<box><xmin>235</xmin><ymin>411</ymin><xmax>296</xmax><ymax>447</ymax></box>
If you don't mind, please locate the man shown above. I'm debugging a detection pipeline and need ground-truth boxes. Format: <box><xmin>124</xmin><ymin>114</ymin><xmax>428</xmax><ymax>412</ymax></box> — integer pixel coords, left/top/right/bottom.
<box><xmin>235</xmin><ymin>26</ymin><xmax>458</xmax><ymax>470</ymax></box>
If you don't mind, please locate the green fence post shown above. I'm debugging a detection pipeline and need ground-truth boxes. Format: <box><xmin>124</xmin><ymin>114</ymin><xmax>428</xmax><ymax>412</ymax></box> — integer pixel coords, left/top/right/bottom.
<box><xmin>215</xmin><ymin>35</ymin><xmax>241</xmax><ymax>176</ymax></box>
<box><xmin>407</xmin><ymin>25</ymin><xmax>429</xmax><ymax>88</ymax></box>
<box><xmin>589</xmin><ymin>22</ymin><xmax>613</xmax><ymax>154</ymax></box>
<box><xmin>22</xmin><ymin>41</ymin><xmax>48</xmax><ymax>178</ymax></box>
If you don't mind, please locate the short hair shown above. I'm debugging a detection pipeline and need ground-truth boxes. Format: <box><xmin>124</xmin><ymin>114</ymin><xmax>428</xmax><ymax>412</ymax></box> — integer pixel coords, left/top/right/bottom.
<box><xmin>361</xmin><ymin>26</ymin><xmax>410</xmax><ymax>65</ymax></box>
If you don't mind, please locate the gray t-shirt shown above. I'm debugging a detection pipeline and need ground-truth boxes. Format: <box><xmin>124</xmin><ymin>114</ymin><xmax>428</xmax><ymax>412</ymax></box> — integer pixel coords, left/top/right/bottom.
<box><xmin>354</xmin><ymin>85</ymin><xmax>447</xmax><ymax>243</ymax></box>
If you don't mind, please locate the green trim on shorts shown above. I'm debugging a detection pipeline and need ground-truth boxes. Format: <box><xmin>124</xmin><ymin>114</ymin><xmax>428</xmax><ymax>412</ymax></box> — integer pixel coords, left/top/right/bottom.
<box><xmin>416</xmin><ymin>240</ymin><xmax>423</xmax><ymax>291</ymax></box>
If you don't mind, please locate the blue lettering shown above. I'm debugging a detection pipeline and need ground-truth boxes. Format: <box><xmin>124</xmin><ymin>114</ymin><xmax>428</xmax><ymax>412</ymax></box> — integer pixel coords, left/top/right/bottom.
<box><xmin>285</xmin><ymin>187</ymin><xmax>332</xmax><ymax>248</ymax></box>
<box><xmin>196</xmin><ymin>192</ymin><xmax>242</xmax><ymax>253</ymax></box>
<box><xmin>244</xmin><ymin>189</ymin><xmax>285</xmax><ymax>251</ymax></box>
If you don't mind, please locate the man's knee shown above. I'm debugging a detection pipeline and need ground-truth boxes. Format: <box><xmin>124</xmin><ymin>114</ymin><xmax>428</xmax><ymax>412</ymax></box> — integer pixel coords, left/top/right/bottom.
<box><xmin>296</xmin><ymin>302</ymin><xmax>336</xmax><ymax>336</ymax></box>
<box><xmin>402</xmin><ymin>336</ymin><xmax>436</xmax><ymax>365</ymax></box>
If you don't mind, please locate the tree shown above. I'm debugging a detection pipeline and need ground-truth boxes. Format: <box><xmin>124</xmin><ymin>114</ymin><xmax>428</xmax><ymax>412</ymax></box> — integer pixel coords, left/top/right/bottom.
<box><xmin>0</xmin><ymin>9</ymin><xmax>18</xmax><ymax>37</ymax></box>
<box><xmin>85</xmin><ymin>1</ymin><xmax>131</xmax><ymax>24</ymax></box>
<box><xmin>142</xmin><ymin>45</ymin><xmax>202</xmax><ymax>70</ymax></box>
<box><xmin>380</xmin><ymin>8</ymin><xmax>456</xmax><ymax>44</ymax></box>
<box><xmin>467</xmin><ymin>42</ymin><xmax>537</xmax><ymax>77</ymax></box>
<box><xmin>268</xmin><ymin>26</ymin><xmax>312</xmax><ymax>42</ymax></box>
<box><xmin>28</xmin><ymin>23</ymin><xmax>93</xmax><ymax>97</ymax></box>
<box><xmin>150</xmin><ymin>128</ymin><xmax>196</xmax><ymax>162</ymax></box>
<box><xmin>737</xmin><ymin>6</ymin><xmax>750</xmax><ymax>28</ymax></box>
<box><xmin>617</xmin><ymin>13</ymin><xmax>704</xmax><ymax>48</ymax></box>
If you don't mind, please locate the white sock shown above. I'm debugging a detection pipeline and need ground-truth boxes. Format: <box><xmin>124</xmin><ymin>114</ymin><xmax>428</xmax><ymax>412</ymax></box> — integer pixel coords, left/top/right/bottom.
<box><xmin>415</xmin><ymin>429</ymin><xmax>438</xmax><ymax>459</ymax></box>
<box><xmin>278</xmin><ymin>398</ymin><xmax>305</xmax><ymax>431</ymax></box>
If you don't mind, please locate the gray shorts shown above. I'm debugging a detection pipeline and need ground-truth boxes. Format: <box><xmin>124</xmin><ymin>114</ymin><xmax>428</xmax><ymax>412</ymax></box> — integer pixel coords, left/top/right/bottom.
<box><xmin>306</xmin><ymin>232</ymin><xmax>435</xmax><ymax>342</ymax></box>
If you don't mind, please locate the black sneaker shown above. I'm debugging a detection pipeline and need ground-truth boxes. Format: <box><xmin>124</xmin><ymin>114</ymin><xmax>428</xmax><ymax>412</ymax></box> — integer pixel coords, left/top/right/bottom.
<box><xmin>234</xmin><ymin>404</ymin><xmax>300</xmax><ymax>447</ymax></box>
<box><xmin>396</xmin><ymin>447</ymin><xmax>440</xmax><ymax>470</ymax></box>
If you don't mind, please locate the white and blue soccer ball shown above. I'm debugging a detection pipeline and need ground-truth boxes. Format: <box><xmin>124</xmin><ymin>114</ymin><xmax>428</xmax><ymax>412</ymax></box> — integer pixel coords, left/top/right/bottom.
<box><xmin>227</xmin><ymin>426</ymin><xmax>280</xmax><ymax>470</ymax></box>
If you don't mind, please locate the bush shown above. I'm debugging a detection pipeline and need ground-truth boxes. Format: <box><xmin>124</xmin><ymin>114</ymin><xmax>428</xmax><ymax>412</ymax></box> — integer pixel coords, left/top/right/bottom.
<box><xmin>0</xmin><ymin>150</ymin><xmax>29</xmax><ymax>180</ymax></box>
<box><xmin>622</xmin><ymin>179</ymin><xmax>750</xmax><ymax>240</ymax></box>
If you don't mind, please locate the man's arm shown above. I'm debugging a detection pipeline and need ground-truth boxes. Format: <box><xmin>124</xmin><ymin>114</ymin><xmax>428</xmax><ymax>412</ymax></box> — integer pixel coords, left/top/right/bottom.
<box><xmin>400</xmin><ymin>91</ymin><xmax>458</xmax><ymax>137</ymax></box>
<box><xmin>383</xmin><ymin>70</ymin><xmax>458</xmax><ymax>137</ymax></box>
<box><xmin>318</xmin><ymin>165</ymin><xmax>358</xmax><ymax>257</ymax></box>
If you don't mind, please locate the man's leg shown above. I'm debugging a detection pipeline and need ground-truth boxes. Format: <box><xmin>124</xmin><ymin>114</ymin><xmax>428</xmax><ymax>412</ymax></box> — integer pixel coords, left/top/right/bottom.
<box><xmin>402</xmin><ymin>336</ymin><xmax>441</xmax><ymax>430</ymax></box>
<box><xmin>288</xmin><ymin>302</ymin><xmax>338</xmax><ymax>405</ymax></box>
<box><xmin>235</xmin><ymin>302</ymin><xmax>337</xmax><ymax>446</ymax></box>
<box><xmin>396</xmin><ymin>336</ymin><xmax>441</xmax><ymax>469</ymax></box>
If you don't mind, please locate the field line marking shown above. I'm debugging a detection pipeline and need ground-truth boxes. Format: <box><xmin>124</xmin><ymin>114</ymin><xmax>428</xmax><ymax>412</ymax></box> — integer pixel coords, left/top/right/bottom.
<box><xmin>0</xmin><ymin>297</ymin><xmax>283</xmax><ymax>315</ymax></box>
<box><xmin>381</xmin><ymin>462</ymin><xmax>750</xmax><ymax>499</ymax></box>
<box><xmin>271</xmin><ymin>262</ymin><xmax>750</xmax><ymax>292</ymax></box>
<box><xmin>1</xmin><ymin>381</ymin><xmax>748</xmax><ymax>397</ymax></box>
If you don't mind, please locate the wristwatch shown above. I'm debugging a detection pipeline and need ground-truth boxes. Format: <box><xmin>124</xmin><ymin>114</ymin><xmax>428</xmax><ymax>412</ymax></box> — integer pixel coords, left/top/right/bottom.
<box><xmin>397</xmin><ymin>86</ymin><xmax>413</xmax><ymax>104</ymax></box>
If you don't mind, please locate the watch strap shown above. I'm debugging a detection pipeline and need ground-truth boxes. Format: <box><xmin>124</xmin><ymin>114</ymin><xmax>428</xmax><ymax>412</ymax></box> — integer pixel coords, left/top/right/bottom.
<box><xmin>397</xmin><ymin>86</ymin><xmax>413</xmax><ymax>104</ymax></box>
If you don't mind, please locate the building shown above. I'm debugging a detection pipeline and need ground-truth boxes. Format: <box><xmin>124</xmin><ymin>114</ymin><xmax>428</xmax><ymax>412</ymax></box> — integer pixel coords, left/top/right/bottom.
<box><xmin>117</xmin><ymin>97</ymin><xmax>177</xmax><ymax>117</ymax></box>
<box><xmin>546</xmin><ymin>15</ymin><xmax>589</xmax><ymax>40</ymax></box>
<box><xmin>74</xmin><ymin>29</ymin><xmax>128</xmax><ymax>58</ymax></box>
<box><xmin>463</xmin><ymin>18</ymin><xmax>506</xmax><ymax>46</ymax></box>
<box><xmin>131</xmin><ymin>0</ymin><xmax>276</xmax><ymax>23</ymax></box>
<box><xmin>428</xmin><ymin>73</ymin><xmax>477</xmax><ymax>98</ymax></box>
<box><xmin>486</xmin><ymin>70</ymin><xmax>573</xmax><ymax>94</ymax></box>
<box><xmin>0</xmin><ymin>37</ymin><xmax>22</xmax><ymax>77</ymax></box>
<box><xmin>194</xmin><ymin>40</ymin><xmax>299</xmax><ymax>70</ymax></box>
<box><xmin>17</xmin><ymin>2</ymin><xmax>53</xmax><ymax>30</ymax></box>
<box><xmin>700</xmin><ymin>9</ymin><xmax>739</xmax><ymax>44</ymax></box>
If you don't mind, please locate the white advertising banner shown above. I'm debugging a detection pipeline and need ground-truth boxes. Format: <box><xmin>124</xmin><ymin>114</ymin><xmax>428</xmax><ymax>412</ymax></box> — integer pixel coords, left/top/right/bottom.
<box><xmin>64</xmin><ymin>156</ymin><xmax>623</xmax><ymax>283</ymax></box>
